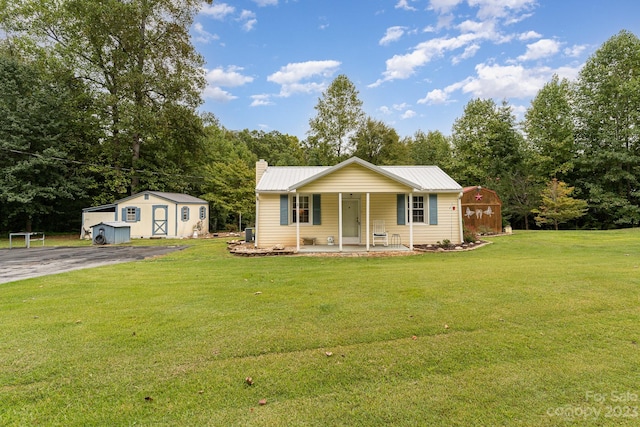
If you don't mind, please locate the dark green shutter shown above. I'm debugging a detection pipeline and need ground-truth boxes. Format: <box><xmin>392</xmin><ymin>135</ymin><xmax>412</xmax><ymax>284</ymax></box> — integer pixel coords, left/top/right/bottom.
<box><xmin>313</xmin><ymin>194</ymin><xmax>321</xmax><ymax>225</ymax></box>
<box><xmin>429</xmin><ymin>194</ymin><xmax>438</xmax><ymax>225</ymax></box>
<box><xmin>397</xmin><ymin>194</ymin><xmax>406</xmax><ymax>225</ymax></box>
<box><xmin>280</xmin><ymin>195</ymin><xmax>288</xmax><ymax>225</ymax></box>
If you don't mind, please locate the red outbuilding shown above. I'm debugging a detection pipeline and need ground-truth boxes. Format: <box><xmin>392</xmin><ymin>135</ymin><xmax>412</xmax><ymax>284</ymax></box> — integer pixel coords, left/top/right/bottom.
<box><xmin>461</xmin><ymin>186</ymin><xmax>503</xmax><ymax>234</ymax></box>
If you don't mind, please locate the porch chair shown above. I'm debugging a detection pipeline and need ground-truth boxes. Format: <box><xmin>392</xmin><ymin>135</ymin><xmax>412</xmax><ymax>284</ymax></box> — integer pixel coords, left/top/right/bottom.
<box><xmin>372</xmin><ymin>220</ymin><xmax>388</xmax><ymax>246</ymax></box>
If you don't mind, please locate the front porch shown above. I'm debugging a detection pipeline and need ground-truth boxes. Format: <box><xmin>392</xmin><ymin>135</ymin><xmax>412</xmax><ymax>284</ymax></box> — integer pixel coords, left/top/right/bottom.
<box><xmin>298</xmin><ymin>243</ymin><xmax>411</xmax><ymax>254</ymax></box>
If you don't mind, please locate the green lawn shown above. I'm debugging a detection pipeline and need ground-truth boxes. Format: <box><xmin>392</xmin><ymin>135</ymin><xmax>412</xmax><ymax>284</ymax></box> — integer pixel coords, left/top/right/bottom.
<box><xmin>1</xmin><ymin>230</ymin><xmax>639</xmax><ymax>426</ymax></box>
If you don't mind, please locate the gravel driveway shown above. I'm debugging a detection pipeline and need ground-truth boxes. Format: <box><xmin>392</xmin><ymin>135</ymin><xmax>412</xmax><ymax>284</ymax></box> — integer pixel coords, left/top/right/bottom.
<box><xmin>0</xmin><ymin>245</ymin><xmax>187</xmax><ymax>284</ymax></box>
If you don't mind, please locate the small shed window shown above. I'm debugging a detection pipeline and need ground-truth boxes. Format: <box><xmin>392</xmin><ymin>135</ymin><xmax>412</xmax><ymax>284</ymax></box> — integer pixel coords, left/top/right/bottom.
<box><xmin>199</xmin><ymin>206</ymin><xmax>206</xmax><ymax>220</ymax></box>
<box><xmin>181</xmin><ymin>206</ymin><xmax>190</xmax><ymax>221</ymax></box>
<box><xmin>123</xmin><ymin>207</ymin><xmax>140</xmax><ymax>222</ymax></box>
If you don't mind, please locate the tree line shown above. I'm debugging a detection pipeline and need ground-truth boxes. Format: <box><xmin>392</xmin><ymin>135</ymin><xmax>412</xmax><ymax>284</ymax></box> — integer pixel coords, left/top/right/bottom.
<box><xmin>0</xmin><ymin>2</ymin><xmax>638</xmax><ymax>233</ymax></box>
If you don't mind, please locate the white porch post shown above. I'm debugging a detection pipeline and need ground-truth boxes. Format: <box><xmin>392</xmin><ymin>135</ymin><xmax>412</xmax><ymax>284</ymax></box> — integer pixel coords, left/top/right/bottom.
<box><xmin>295</xmin><ymin>192</ymin><xmax>300</xmax><ymax>252</ymax></box>
<box><xmin>366</xmin><ymin>192</ymin><xmax>370</xmax><ymax>251</ymax></box>
<box><xmin>338</xmin><ymin>192</ymin><xmax>343</xmax><ymax>252</ymax></box>
<box><xmin>255</xmin><ymin>194</ymin><xmax>259</xmax><ymax>248</ymax></box>
<box><xmin>409</xmin><ymin>192</ymin><xmax>414</xmax><ymax>250</ymax></box>
<box><xmin>458</xmin><ymin>192</ymin><xmax>464</xmax><ymax>243</ymax></box>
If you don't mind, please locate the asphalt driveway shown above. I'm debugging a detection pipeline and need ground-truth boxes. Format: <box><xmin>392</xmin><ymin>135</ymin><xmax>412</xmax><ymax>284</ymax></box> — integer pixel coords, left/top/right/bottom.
<box><xmin>0</xmin><ymin>245</ymin><xmax>187</xmax><ymax>284</ymax></box>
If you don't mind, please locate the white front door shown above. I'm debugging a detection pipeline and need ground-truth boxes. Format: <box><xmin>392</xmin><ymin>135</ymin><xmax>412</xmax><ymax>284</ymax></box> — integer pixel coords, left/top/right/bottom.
<box><xmin>342</xmin><ymin>198</ymin><xmax>360</xmax><ymax>244</ymax></box>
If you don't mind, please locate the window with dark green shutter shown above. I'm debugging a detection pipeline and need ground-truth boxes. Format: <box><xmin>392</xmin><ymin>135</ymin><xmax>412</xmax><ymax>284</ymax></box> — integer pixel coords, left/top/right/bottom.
<box><xmin>280</xmin><ymin>195</ymin><xmax>288</xmax><ymax>225</ymax></box>
<box><xmin>429</xmin><ymin>194</ymin><xmax>438</xmax><ymax>225</ymax></box>
<box><xmin>313</xmin><ymin>194</ymin><xmax>321</xmax><ymax>225</ymax></box>
<box><xmin>397</xmin><ymin>194</ymin><xmax>406</xmax><ymax>225</ymax></box>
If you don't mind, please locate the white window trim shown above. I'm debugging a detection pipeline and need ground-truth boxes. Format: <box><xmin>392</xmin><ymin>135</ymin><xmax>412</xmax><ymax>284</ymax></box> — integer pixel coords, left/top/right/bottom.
<box><xmin>290</xmin><ymin>194</ymin><xmax>313</xmax><ymax>226</ymax></box>
<box><xmin>408</xmin><ymin>194</ymin><xmax>427</xmax><ymax>225</ymax></box>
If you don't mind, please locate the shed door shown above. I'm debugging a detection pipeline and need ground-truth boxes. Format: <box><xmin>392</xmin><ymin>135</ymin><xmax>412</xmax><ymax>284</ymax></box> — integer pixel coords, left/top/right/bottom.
<box><xmin>153</xmin><ymin>205</ymin><xmax>168</xmax><ymax>236</ymax></box>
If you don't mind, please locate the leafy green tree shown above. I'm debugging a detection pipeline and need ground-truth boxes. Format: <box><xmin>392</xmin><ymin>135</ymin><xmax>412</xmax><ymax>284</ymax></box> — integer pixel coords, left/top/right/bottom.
<box><xmin>352</xmin><ymin>118</ymin><xmax>408</xmax><ymax>165</ymax></box>
<box><xmin>199</xmin><ymin>118</ymin><xmax>256</xmax><ymax>231</ymax></box>
<box><xmin>237</xmin><ymin>129</ymin><xmax>304</xmax><ymax>166</ymax></box>
<box><xmin>451</xmin><ymin>99</ymin><xmax>530</xmax><ymax>226</ymax></box>
<box><xmin>533</xmin><ymin>179</ymin><xmax>588</xmax><ymax>230</ymax></box>
<box><xmin>408</xmin><ymin>130</ymin><xmax>452</xmax><ymax>168</ymax></box>
<box><xmin>450</xmin><ymin>98</ymin><xmax>498</xmax><ymax>184</ymax></box>
<box><xmin>305</xmin><ymin>74</ymin><xmax>365</xmax><ymax>165</ymax></box>
<box><xmin>524</xmin><ymin>75</ymin><xmax>575</xmax><ymax>180</ymax></box>
<box><xmin>202</xmin><ymin>159</ymin><xmax>255</xmax><ymax>233</ymax></box>
<box><xmin>573</xmin><ymin>30</ymin><xmax>640</xmax><ymax>227</ymax></box>
<box><xmin>0</xmin><ymin>53</ymin><xmax>97</xmax><ymax>232</ymax></box>
<box><xmin>2</xmin><ymin>0</ymin><xmax>211</xmax><ymax>196</ymax></box>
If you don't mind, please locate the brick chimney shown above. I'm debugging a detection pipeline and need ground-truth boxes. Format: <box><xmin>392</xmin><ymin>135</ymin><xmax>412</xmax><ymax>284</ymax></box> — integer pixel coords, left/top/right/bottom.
<box><xmin>256</xmin><ymin>159</ymin><xmax>268</xmax><ymax>185</ymax></box>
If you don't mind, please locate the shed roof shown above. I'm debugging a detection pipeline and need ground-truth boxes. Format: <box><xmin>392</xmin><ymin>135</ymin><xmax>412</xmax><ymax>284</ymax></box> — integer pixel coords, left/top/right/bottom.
<box><xmin>91</xmin><ymin>221</ymin><xmax>130</xmax><ymax>228</ymax></box>
<box><xmin>257</xmin><ymin>157</ymin><xmax>461</xmax><ymax>193</ymax></box>
<box><xmin>115</xmin><ymin>191</ymin><xmax>207</xmax><ymax>205</ymax></box>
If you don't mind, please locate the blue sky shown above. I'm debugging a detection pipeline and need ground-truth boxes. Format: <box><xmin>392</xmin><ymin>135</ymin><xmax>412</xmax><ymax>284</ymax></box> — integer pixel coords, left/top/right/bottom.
<box><xmin>193</xmin><ymin>0</ymin><xmax>640</xmax><ymax>140</ymax></box>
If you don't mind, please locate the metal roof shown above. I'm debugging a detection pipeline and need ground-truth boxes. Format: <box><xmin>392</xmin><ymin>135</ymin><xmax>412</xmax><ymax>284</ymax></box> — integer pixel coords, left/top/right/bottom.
<box><xmin>256</xmin><ymin>157</ymin><xmax>462</xmax><ymax>193</ymax></box>
<box><xmin>115</xmin><ymin>191</ymin><xmax>207</xmax><ymax>204</ymax></box>
<box><xmin>380</xmin><ymin>166</ymin><xmax>462</xmax><ymax>192</ymax></box>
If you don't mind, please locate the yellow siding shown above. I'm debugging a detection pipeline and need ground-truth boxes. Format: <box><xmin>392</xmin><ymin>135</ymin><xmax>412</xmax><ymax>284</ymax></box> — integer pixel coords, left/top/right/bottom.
<box><xmin>299</xmin><ymin>163</ymin><xmax>411</xmax><ymax>193</ymax></box>
<box><xmin>256</xmin><ymin>192</ymin><xmax>462</xmax><ymax>248</ymax></box>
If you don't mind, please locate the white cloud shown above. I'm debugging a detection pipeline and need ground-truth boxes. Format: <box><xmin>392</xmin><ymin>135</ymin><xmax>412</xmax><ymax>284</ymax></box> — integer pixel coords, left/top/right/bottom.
<box><xmin>418</xmin><ymin>61</ymin><xmax>582</xmax><ymax>107</ymax></box>
<box><xmin>200</xmin><ymin>2</ymin><xmax>235</xmax><ymax>20</ymax></box>
<box><xmin>268</xmin><ymin>60</ymin><xmax>341</xmax><ymax>97</ymax></box>
<box><xmin>250</xmin><ymin>94</ymin><xmax>274</xmax><ymax>107</ymax></box>
<box><xmin>206</xmin><ymin>66</ymin><xmax>254</xmax><ymax>87</ymax></box>
<box><xmin>468</xmin><ymin>0</ymin><xmax>537</xmax><ymax>21</ymax></box>
<box><xmin>518</xmin><ymin>30</ymin><xmax>541</xmax><ymax>41</ymax></box>
<box><xmin>452</xmin><ymin>43</ymin><xmax>480</xmax><ymax>64</ymax></box>
<box><xmin>239</xmin><ymin>10</ymin><xmax>257</xmax><ymax>31</ymax></box>
<box><xmin>429</xmin><ymin>0</ymin><xmax>463</xmax><ymax>13</ymax></box>
<box><xmin>253</xmin><ymin>0</ymin><xmax>277</xmax><ymax>6</ymax></box>
<box><xmin>418</xmin><ymin>88</ymin><xmax>450</xmax><ymax>105</ymax></box>
<box><xmin>369</xmin><ymin>32</ymin><xmax>486</xmax><ymax>87</ymax></box>
<box><xmin>203</xmin><ymin>86</ymin><xmax>237</xmax><ymax>102</ymax></box>
<box><xmin>193</xmin><ymin>22</ymin><xmax>218</xmax><ymax>44</ymax></box>
<box><xmin>401</xmin><ymin>109</ymin><xmax>417</xmax><ymax>119</ymax></box>
<box><xmin>396</xmin><ymin>0</ymin><xmax>417</xmax><ymax>11</ymax></box>
<box><xmin>564</xmin><ymin>44</ymin><xmax>587</xmax><ymax>58</ymax></box>
<box><xmin>380</xmin><ymin>26</ymin><xmax>407</xmax><ymax>46</ymax></box>
<box><xmin>204</xmin><ymin>66</ymin><xmax>253</xmax><ymax>101</ymax></box>
<box><xmin>379</xmin><ymin>106</ymin><xmax>393</xmax><ymax>115</ymax></box>
<box><xmin>393</xmin><ymin>102</ymin><xmax>410</xmax><ymax>111</ymax></box>
<box><xmin>517</xmin><ymin>39</ymin><xmax>561</xmax><ymax>61</ymax></box>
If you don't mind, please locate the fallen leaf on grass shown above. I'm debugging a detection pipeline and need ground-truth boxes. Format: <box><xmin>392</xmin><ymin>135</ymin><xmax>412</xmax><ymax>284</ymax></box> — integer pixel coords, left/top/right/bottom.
<box><xmin>259</xmin><ymin>399</ymin><xmax>267</xmax><ymax>405</ymax></box>
<box><xmin>245</xmin><ymin>377</ymin><xmax>254</xmax><ymax>385</ymax></box>
<box><xmin>325</xmin><ymin>351</ymin><xmax>333</xmax><ymax>357</ymax></box>
<box><xmin>144</xmin><ymin>396</ymin><xmax>153</xmax><ymax>402</ymax></box>
<box><xmin>412</xmin><ymin>335</ymin><xmax>417</xmax><ymax>340</ymax></box>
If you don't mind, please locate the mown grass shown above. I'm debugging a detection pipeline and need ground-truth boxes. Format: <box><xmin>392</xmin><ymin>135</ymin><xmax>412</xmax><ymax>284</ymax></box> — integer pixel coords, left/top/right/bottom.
<box><xmin>1</xmin><ymin>230</ymin><xmax>639</xmax><ymax>426</ymax></box>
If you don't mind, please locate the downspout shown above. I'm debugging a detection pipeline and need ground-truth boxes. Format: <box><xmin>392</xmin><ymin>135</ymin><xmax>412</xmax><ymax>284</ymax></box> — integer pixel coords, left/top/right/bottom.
<box><xmin>458</xmin><ymin>191</ymin><xmax>464</xmax><ymax>243</ymax></box>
